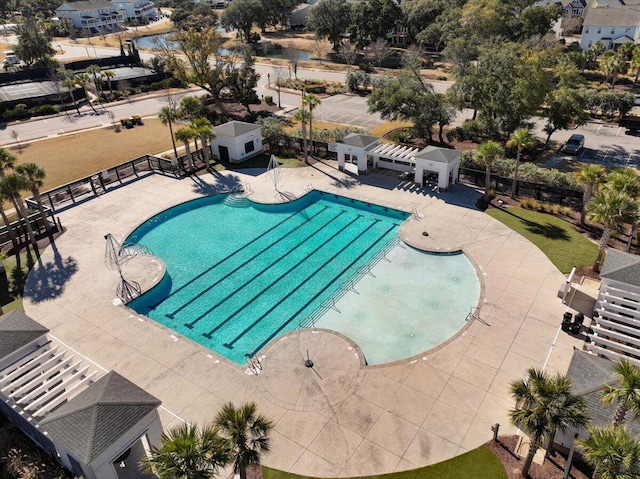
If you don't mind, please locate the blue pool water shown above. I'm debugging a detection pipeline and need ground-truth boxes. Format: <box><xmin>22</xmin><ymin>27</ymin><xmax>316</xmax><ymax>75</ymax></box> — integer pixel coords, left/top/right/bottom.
<box><xmin>127</xmin><ymin>191</ymin><xmax>480</xmax><ymax>365</ymax></box>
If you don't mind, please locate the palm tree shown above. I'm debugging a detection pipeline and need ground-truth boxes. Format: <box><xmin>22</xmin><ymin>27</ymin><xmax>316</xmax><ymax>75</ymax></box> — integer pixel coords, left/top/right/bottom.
<box><xmin>576</xmin><ymin>164</ymin><xmax>607</xmax><ymax>224</ymax></box>
<box><xmin>74</xmin><ymin>73</ymin><xmax>97</xmax><ymax>113</ymax></box>
<box><xmin>601</xmin><ymin>358</ymin><xmax>640</xmax><ymax>427</ymax></box>
<box><xmin>631</xmin><ymin>45</ymin><xmax>640</xmax><ymax>88</ymax></box>
<box><xmin>605</xmin><ymin>168</ymin><xmax>640</xmax><ymax>200</ymax></box>
<box><xmin>15</xmin><ymin>163</ymin><xmax>51</xmax><ymax>236</ymax></box>
<box><xmin>600</xmin><ymin>50</ymin><xmax>628</xmax><ymax>89</ymax></box>
<box><xmin>509</xmin><ymin>368</ymin><xmax>588</xmax><ymax>477</ymax></box>
<box><xmin>293</xmin><ymin>107</ymin><xmax>311</xmax><ymax>165</ymax></box>
<box><xmin>0</xmin><ymin>184</ymin><xmax>18</xmax><ymax>251</ymax></box>
<box><xmin>578</xmin><ymin>424</ymin><xmax>640</xmax><ymax>479</ymax></box>
<box><xmin>0</xmin><ymin>148</ymin><xmax>18</xmax><ymax>250</ymax></box>
<box><xmin>86</xmin><ymin>65</ymin><xmax>103</xmax><ymax>107</ymax></box>
<box><xmin>474</xmin><ymin>141</ymin><xmax>504</xmax><ymax>204</ymax></box>
<box><xmin>506</xmin><ymin>128</ymin><xmax>534</xmax><ymax>199</ymax></box>
<box><xmin>215</xmin><ymin>402</ymin><xmax>274</xmax><ymax>479</ymax></box>
<box><xmin>587</xmin><ymin>189</ymin><xmax>639</xmax><ymax>271</ymax></box>
<box><xmin>180</xmin><ymin>96</ymin><xmax>202</xmax><ymax>123</ymax></box>
<box><xmin>302</xmin><ymin>93</ymin><xmax>321</xmax><ymax>154</ymax></box>
<box><xmin>0</xmin><ymin>148</ymin><xmax>16</xmax><ymax>178</ymax></box>
<box><xmin>102</xmin><ymin>69</ymin><xmax>115</xmax><ymax>98</ymax></box>
<box><xmin>159</xmin><ymin>106</ymin><xmax>179</xmax><ymax>158</ymax></box>
<box><xmin>192</xmin><ymin>117</ymin><xmax>215</xmax><ymax>169</ymax></box>
<box><xmin>175</xmin><ymin>127</ymin><xmax>196</xmax><ymax>169</ymax></box>
<box><xmin>141</xmin><ymin>422</ymin><xmax>231</xmax><ymax>479</ymax></box>
<box><xmin>1</xmin><ymin>173</ymin><xmax>38</xmax><ymax>248</ymax></box>
<box><xmin>61</xmin><ymin>74</ymin><xmax>81</xmax><ymax>116</ymax></box>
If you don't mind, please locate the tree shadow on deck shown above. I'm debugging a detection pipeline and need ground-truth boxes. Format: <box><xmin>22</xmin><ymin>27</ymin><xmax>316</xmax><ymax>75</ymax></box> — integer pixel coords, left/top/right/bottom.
<box><xmin>23</xmin><ymin>242</ymin><xmax>78</xmax><ymax>303</ymax></box>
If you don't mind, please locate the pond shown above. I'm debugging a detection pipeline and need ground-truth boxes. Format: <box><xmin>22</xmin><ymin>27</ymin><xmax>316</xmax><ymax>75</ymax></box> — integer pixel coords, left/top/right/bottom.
<box><xmin>134</xmin><ymin>32</ymin><xmax>313</xmax><ymax>61</ymax></box>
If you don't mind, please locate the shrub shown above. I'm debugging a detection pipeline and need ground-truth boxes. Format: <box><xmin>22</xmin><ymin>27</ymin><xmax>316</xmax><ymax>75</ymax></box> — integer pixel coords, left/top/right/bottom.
<box><xmin>264</xmin><ymin>95</ymin><xmax>273</xmax><ymax>104</ymax></box>
<box><xmin>36</xmin><ymin>104</ymin><xmax>56</xmax><ymax>116</ymax></box>
<box><xmin>358</xmin><ymin>63</ymin><xmax>374</xmax><ymax>73</ymax></box>
<box><xmin>520</xmin><ymin>198</ymin><xmax>540</xmax><ymax>210</ymax></box>
<box><xmin>391</xmin><ymin>129</ymin><xmax>411</xmax><ymax>143</ymax></box>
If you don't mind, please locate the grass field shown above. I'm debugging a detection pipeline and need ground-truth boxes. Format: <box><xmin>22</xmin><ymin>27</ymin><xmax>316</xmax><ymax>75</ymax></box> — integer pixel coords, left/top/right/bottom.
<box><xmin>263</xmin><ymin>445</ymin><xmax>506</xmax><ymax>479</ymax></box>
<box><xmin>486</xmin><ymin>207</ymin><xmax>599</xmax><ymax>273</ymax></box>
<box><xmin>11</xmin><ymin>119</ymin><xmax>175</xmax><ymax>190</ymax></box>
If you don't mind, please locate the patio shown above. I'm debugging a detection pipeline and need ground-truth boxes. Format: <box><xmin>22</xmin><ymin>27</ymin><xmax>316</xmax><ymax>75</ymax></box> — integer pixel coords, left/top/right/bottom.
<box><xmin>23</xmin><ymin>161</ymin><xmax>587</xmax><ymax>477</ymax></box>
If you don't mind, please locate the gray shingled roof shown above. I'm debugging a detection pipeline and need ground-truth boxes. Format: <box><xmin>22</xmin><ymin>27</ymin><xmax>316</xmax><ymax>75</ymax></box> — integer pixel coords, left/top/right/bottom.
<box><xmin>583</xmin><ymin>5</ymin><xmax>640</xmax><ymax>27</ymax></box>
<box><xmin>56</xmin><ymin>0</ymin><xmax>113</xmax><ymax>11</ymax></box>
<box><xmin>567</xmin><ymin>350</ymin><xmax>640</xmax><ymax>434</ymax></box>
<box><xmin>214</xmin><ymin>121</ymin><xmax>261</xmax><ymax>137</ymax></box>
<box><xmin>0</xmin><ymin>310</ymin><xmax>49</xmax><ymax>360</ymax></box>
<box><xmin>41</xmin><ymin>371</ymin><xmax>161</xmax><ymax>464</ymax></box>
<box><xmin>599</xmin><ymin>248</ymin><xmax>640</xmax><ymax>287</ymax></box>
<box><xmin>414</xmin><ymin>146</ymin><xmax>461</xmax><ymax>164</ymax></box>
<box><xmin>338</xmin><ymin>134</ymin><xmax>379</xmax><ymax>148</ymax></box>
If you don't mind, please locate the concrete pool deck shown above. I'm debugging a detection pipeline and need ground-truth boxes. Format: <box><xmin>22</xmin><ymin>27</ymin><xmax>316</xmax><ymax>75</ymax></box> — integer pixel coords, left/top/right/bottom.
<box><xmin>23</xmin><ymin>161</ymin><xmax>589</xmax><ymax>477</ymax></box>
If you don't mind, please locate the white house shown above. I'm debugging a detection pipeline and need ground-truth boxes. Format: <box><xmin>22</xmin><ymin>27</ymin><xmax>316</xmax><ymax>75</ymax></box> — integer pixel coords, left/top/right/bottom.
<box><xmin>210</xmin><ymin>121</ymin><xmax>263</xmax><ymax>163</ymax></box>
<box><xmin>56</xmin><ymin>0</ymin><xmax>124</xmax><ymax>32</ymax></box>
<box><xmin>334</xmin><ymin>133</ymin><xmax>460</xmax><ymax>191</ymax></box>
<box><xmin>580</xmin><ymin>5</ymin><xmax>640</xmax><ymax>49</ymax></box>
<box><xmin>0</xmin><ymin>310</ymin><xmax>164</xmax><ymax>479</ymax></box>
<box><xmin>111</xmin><ymin>0</ymin><xmax>158</xmax><ymax>23</ymax></box>
<box><xmin>56</xmin><ymin>0</ymin><xmax>158</xmax><ymax>32</ymax></box>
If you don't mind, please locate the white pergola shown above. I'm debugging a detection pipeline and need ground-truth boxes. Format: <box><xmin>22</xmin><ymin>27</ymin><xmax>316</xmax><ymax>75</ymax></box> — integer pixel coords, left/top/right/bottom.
<box><xmin>587</xmin><ymin>248</ymin><xmax>640</xmax><ymax>364</ymax></box>
<box><xmin>0</xmin><ymin>340</ymin><xmax>103</xmax><ymax>420</ymax></box>
<box><xmin>371</xmin><ymin>144</ymin><xmax>421</xmax><ymax>171</ymax></box>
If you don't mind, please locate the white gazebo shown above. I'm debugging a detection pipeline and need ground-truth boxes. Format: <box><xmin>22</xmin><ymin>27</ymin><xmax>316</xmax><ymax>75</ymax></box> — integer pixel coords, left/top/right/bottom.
<box><xmin>334</xmin><ymin>133</ymin><xmax>380</xmax><ymax>175</ymax></box>
<box><xmin>333</xmin><ymin>134</ymin><xmax>461</xmax><ymax>191</ymax></box>
<box><xmin>413</xmin><ymin>146</ymin><xmax>461</xmax><ymax>191</ymax></box>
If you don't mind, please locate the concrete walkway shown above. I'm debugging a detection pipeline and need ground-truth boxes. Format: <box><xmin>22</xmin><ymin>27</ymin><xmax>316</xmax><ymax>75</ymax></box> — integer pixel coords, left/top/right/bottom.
<box><xmin>23</xmin><ymin>162</ymin><xmax>588</xmax><ymax>477</ymax></box>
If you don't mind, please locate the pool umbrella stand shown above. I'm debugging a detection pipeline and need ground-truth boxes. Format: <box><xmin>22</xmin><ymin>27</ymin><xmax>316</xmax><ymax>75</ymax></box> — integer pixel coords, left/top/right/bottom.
<box><xmin>105</xmin><ymin>233</ymin><xmax>142</xmax><ymax>302</ymax></box>
<box><xmin>266</xmin><ymin>154</ymin><xmax>282</xmax><ymax>190</ymax></box>
<box><xmin>116</xmin><ymin>273</ymin><xmax>142</xmax><ymax>303</ymax></box>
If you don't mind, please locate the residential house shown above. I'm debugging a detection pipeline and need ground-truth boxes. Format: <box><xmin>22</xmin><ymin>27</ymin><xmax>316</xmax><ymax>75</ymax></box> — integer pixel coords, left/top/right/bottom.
<box><xmin>56</xmin><ymin>0</ymin><xmax>158</xmax><ymax>32</ymax></box>
<box><xmin>580</xmin><ymin>5</ymin><xmax>640</xmax><ymax>49</ymax></box>
<box><xmin>535</xmin><ymin>0</ymin><xmax>586</xmax><ymax>16</ymax></box>
<box><xmin>56</xmin><ymin>0</ymin><xmax>124</xmax><ymax>33</ymax></box>
<box><xmin>0</xmin><ymin>310</ymin><xmax>164</xmax><ymax>479</ymax></box>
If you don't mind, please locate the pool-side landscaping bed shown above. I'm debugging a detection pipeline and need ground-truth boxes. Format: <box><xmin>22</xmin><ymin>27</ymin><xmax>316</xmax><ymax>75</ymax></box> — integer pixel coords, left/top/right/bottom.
<box><xmin>263</xmin><ymin>445</ymin><xmax>507</xmax><ymax>479</ymax></box>
<box><xmin>485</xmin><ymin>207</ymin><xmax>598</xmax><ymax>274</ymax></box>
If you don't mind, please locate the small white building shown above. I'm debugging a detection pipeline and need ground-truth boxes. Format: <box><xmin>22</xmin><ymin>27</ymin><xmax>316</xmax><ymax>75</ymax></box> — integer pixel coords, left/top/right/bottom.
<box><xmin>580</xmin><ymin>5</ymin><xmax>640</xmax><ymax>49</ymax></box>
<box><xmin>0</xmin><ymin>311</ymin><xmax>164</xmax><ymax>479</ymax></box>
<box><xmin>211</xmin><ymin>121</ymin><xmax>263</xmax><ymax>163</ymax></box>
<box><xmin>334</xmin><ymin>134</ymin><xmax>460</xmax><ymax>191</ymax></box>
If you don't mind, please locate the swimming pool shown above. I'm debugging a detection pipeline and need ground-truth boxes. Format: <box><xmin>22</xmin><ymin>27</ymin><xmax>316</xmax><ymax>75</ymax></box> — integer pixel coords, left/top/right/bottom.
<box><xmin>127</xmin><ymin>191</ymin><xmax>480</xmax><ymax>365</ymax></box>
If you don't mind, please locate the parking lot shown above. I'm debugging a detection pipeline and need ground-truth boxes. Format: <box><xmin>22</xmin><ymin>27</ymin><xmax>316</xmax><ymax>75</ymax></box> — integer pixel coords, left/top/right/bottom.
<box><xmin>539</xmin><ymin>119</ymin><xmax>640</xmax><ymax>171</ymax></box>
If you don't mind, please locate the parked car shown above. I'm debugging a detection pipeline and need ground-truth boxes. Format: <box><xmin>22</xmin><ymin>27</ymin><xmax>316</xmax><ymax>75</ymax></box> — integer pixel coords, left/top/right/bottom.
<box><xmin>620</xmin><ymin>115</ymin><xmax>640</xmax><ymax>132</ymax></box>
<box><xmin>561</xmin><ymin>134</ymin><xmax>585</xmax><ymax>155</ymax></box>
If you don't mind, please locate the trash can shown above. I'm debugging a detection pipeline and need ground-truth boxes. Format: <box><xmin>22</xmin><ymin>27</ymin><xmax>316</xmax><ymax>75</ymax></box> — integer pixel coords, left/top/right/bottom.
<box><xmin>574</xmin><ymin>312</ymin><xmax>585</xmax><ymax>326</ymax></box>
<box><xmin>562</xmin><ymin>312</ymin><xmax>572</xmax><ymax>332</ymax></box>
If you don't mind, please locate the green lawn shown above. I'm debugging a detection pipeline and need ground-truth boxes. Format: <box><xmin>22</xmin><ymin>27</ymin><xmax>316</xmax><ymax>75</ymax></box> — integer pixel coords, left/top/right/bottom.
<box><xmin>486</xmin><ymin>207</ymin><xmax>598</xmax><ymax>273</ymax></box>
<box><xmin>210</xmin><ymin>153</ymin><xmax>300</xmax><ymax>171</ymax></box>
<box><xmin>263</xmin><ymin>446</ymin><xmax>506</xmax><ymax>479</ymax></box>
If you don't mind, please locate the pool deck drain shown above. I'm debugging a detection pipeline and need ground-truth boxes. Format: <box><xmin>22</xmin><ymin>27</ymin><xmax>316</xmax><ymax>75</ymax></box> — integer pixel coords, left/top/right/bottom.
<box><xmin>23</xmin><ymin>162</ymin><xmax>588</xmax><ymax>477</ymax></box>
